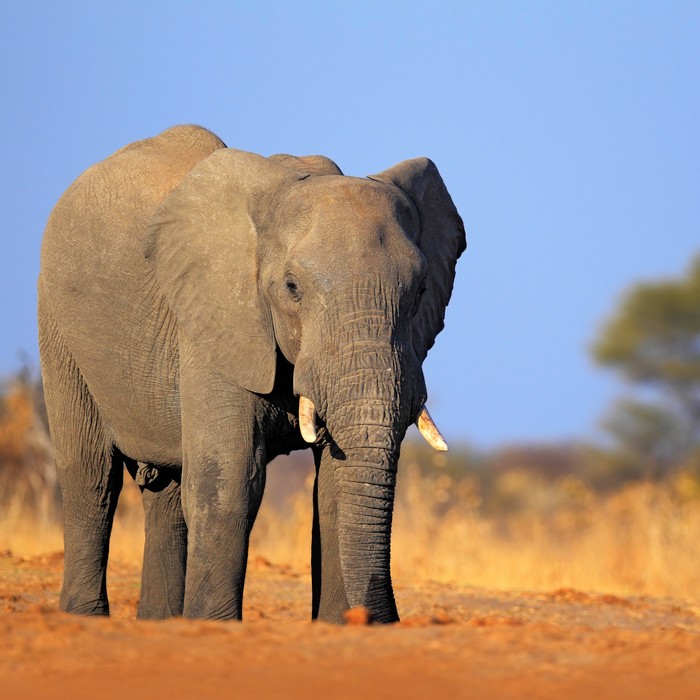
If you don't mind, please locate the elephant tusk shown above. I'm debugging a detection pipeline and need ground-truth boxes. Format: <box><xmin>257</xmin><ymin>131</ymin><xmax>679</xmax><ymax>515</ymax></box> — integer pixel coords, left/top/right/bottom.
<box><xmin>299</xmin><ymin>395</ymin><xmax>318</xmax><ymax>443</ymax></box>
<box><xmin>416</xmin><ymin>405</ymin><xmax>448</xmax><ymax>452</ymax></box>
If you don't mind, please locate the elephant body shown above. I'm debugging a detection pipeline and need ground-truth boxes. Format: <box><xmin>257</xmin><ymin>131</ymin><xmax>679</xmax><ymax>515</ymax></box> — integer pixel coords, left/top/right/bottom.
<box><xmin>38</xmin><ymin>125</ymin><xmax>465</xmax><ymax>622</ymax></box>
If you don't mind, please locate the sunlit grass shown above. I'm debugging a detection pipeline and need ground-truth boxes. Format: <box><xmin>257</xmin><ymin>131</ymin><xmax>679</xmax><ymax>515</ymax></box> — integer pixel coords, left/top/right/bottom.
<box><xmin>249</xmin><ymin>461</ymin><xmax>700</xmax><ymax>603</ymax></box>
<box><xmin>391</xmin><ymin>465</ymin><xmax>700</xmax><ymax>601</ymax></box>
<box><xmin>2</xmin><ymin>452</ymin><xmax>700</xmax><ymax>605</ymax></box>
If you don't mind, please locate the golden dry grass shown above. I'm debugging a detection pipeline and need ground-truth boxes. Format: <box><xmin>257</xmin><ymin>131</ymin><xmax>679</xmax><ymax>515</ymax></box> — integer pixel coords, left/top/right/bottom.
<box><xmin>392</xmin><ymin>466</ymin><xmax>700</xmax><ymax>601</ymax></box>
<box><xmin>2</xmin><ymin>375</ymin><xmax>700</xmax><ymax>606</ymax></box>
<box><xmin>6</xmin><ymin>457</ymin><xmax>698</xmax><ymax>604</ymax></box>
<box><xmin>249</xmin><ymin>462</ymin><xmax>700</xmax><ymax>603</ymax></box>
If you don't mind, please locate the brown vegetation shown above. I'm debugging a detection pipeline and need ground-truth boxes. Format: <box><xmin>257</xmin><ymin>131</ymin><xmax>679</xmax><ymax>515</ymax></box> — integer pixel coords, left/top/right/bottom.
<box><xmin>2</xmin><ymin>370</ymin><xmax>700</xmax><ymax>604</ymax></box>
<box><xmin>0</xmin><ymin>373</ymin><xmax>59</xmax><ymax>527</ymax></box>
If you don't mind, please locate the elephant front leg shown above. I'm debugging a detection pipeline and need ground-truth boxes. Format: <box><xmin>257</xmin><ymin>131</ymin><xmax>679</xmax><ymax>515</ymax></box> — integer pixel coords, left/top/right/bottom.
<box><xmin>182</xmin><ymin>455</ymin><xmax>264</xmax><ymax>620</ymax></box>
<box><xmin>183</xmin><ymin>509</ymin><xmax>257</xmax><ymax>620</ymax></box>
<box><xmin>311</xmin><ymin>445</ymin><xmax>350</xmax><ymax>623</ymax></box>
<box><xmin>179</xmin><ymin>370</ymin><xmax>265</xmax><ymax>620</ymax></box>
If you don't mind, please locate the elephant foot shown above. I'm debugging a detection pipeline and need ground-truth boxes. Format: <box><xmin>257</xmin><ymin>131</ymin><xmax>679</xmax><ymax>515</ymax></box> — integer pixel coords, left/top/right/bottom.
<box><xmin>60</xmin><ymin>594</ymin><xmax>110</xmax><ymax>617</ymax></box>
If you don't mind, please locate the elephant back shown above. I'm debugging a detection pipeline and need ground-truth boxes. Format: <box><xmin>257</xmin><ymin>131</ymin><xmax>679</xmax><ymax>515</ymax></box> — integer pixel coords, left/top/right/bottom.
<box><xmin>38</xmin><ymin>125</ymin><xmax>226</xmax><ymax>460</ymax></box>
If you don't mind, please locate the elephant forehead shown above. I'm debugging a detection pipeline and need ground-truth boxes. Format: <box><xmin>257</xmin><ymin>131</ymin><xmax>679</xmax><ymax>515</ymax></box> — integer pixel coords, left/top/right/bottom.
<box><xmin>284</xmin><ymin>176</ymin><xmax>419</xmax><ymax>236</ymax></box>
<box><xmin>271</xmin><ymin>177</ymin><xmax>426</xmax><ymax>292</ymax></box>
<box><xmin>286</xmin><ymin>221</ymin><xmax>426</xmax><ymax>297</ymax></box>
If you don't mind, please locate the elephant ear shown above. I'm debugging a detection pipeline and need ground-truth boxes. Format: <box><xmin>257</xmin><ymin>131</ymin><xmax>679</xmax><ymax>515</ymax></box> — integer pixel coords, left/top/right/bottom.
<box><xmin>269</xmin><ymin>153</ymin><xmax>343</xmax><ymax>176</ymax></box>
<box><xmin>144</xmin><ymin>148</ymin><xmax>307</xmax><ymax>394</ymax></box>
<box><xmin>369</xmin><ymin>158</ymin><xmax>466</xmax><ymax>362</ymax></box>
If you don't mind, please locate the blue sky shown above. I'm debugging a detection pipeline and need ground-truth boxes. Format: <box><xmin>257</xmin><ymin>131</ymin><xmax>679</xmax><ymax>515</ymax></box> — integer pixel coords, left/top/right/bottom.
<box><xmin>1</xmin><ymin>2</ymin><xmax>698</xmax><ymax>448</ymax></box>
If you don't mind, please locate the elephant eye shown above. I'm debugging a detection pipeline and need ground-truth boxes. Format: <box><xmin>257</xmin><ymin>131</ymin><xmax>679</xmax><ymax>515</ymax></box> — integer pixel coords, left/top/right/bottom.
<box><xmin>285</xmin><ymin>275</ymin><xmax>302</xmax><ymax>302</ymax></box>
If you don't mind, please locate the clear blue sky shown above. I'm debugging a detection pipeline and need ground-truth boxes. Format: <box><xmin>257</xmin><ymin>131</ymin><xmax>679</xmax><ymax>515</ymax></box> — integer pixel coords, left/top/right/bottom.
<box><xmin>1</xmin><ymin>2</ymin><xmax>698</xmax><ymax>448</ymax></box>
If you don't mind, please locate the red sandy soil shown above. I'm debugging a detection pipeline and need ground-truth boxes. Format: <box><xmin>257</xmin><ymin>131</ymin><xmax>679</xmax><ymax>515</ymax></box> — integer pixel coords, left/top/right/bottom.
<box><xmin>1</xmin><ymin>550</ymin><xmax>699</xmax><ymax>699</ymax></box>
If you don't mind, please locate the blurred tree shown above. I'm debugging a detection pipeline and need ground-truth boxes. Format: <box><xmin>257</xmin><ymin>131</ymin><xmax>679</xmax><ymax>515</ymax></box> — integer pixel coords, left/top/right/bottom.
<box><xmin>601</xmin><ymin>399</ymin><xmax>686</xmax><ymax>479</ymax></box>
<box><xmin>593</xmin><ymin>255</ymin><xmax>700</xmax><ymax>471</ymax></box>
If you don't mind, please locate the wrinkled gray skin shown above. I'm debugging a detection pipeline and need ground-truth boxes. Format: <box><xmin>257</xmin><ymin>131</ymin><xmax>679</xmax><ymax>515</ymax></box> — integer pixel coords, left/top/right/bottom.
<box><xmin>38</xmin><ymin>125</ymin><xmax>465</xmax><ymax>623</ymax></box>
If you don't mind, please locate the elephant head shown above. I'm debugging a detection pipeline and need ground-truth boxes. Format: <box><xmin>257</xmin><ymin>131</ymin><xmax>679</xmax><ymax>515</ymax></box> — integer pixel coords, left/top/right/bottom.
<box><xmin>144</xmin><ymin>147</ymin><xmax>465</xmax><ymax>621</ymax></box>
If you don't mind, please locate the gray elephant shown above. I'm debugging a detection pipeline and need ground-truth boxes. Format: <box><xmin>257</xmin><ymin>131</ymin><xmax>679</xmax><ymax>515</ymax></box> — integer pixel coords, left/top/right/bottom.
<box><xmin>38</xmin><ymin>125</ymin><xmax>465</xmax><ymax>623</ymax></box>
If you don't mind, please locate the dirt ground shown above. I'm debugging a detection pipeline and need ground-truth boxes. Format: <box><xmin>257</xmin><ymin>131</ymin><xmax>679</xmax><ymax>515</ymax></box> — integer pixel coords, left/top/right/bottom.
<box><xmin>1</xmin><ymin>551</ymin><xmax>699</xmax><ymax>699</ymax></box>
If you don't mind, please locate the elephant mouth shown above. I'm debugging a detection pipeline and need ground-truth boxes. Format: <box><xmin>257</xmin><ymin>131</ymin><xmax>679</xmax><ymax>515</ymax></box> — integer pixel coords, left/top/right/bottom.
<box><xmin>297</xmin><ymin>395</ymin><xmax>447</xmax><ymax>451</ymax></box>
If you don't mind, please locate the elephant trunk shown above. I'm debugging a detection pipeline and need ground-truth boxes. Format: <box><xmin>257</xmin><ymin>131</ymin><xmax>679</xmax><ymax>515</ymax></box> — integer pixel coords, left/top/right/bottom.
<box><xmin>333</xmin><ymin>435</ymin><xmax>399</xmax><ymax>622</ymax></box>
<box><xmin>294</xmin><ymin>307</ymin><xmax>423</xmax><ymax>622</ymax></box>
<box><xmin>323</xmin><ymin>342</ymin><xmax>411</xmax><ymax>622</ymax></box>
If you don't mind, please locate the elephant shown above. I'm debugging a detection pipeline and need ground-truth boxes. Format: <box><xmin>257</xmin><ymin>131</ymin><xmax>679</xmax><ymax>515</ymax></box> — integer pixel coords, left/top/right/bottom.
<box><xmin>38</xmin><ymin>125</ymin><xmax>465</xmax><ymax>623</ymax></box>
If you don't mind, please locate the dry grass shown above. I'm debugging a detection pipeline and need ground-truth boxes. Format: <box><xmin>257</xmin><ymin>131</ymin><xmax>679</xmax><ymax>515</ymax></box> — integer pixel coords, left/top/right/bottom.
<box><xmin>249</xmin><ymin>460</ymin><xmax>700</xmax><ymax>603</ymax></box>
<box><xmin>2</xmin><ymin>375</ymin><xmax>700</xmax><ymax>604</ymax></box>
<box><xmin>2</xmin><ymin>454</ymin><xmax>700</xmax><ymax>604</ymax></box>
<box><xmin>391</xmin><ymin>465</ymin><xmax>700</xmax><ymax>601</ymax></box>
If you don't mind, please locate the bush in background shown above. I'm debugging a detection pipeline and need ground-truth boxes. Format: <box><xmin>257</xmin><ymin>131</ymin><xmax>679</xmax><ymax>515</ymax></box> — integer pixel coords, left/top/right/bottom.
<box><xmin>3</xmin><ymin>366</ymin><xmax>700</xmax><ymax>602</ymax></box>
<box><xmin>0</xmin><ymin>366</ymin><xmax>59</xmax><ymax>525</ymax></box>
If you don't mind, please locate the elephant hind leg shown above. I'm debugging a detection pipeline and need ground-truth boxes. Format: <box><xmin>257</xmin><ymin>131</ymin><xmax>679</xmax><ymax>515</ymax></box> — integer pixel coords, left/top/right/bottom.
<box><xmin>125</xmin><ymin>459</ymin><xmax>187</xmax><ymax>619</ymax></box>
<box><xmin>39</xmin><ymin>298</ymin><xmax>121</xmax><ymax>615</ymax></box>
